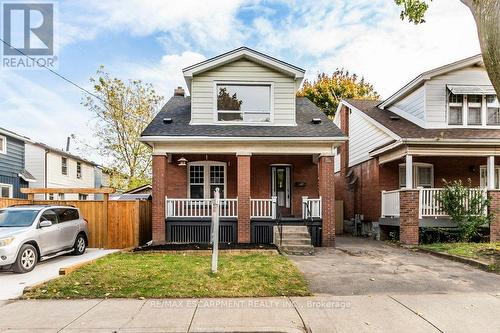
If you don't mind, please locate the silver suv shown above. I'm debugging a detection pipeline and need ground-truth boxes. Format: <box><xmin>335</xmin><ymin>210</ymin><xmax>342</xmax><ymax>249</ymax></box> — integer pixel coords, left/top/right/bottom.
<box><xmin>0</xmin><ymin>205</ymin><xmax>88</xmax><ymax>273</ymax></box>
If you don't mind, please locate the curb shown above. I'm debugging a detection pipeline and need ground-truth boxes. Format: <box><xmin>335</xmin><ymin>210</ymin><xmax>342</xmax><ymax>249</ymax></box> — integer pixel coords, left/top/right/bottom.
<box><xmin>417</xmin><ymin>248</ymin><xmax>497</xmax><ymax>274</ymax></box>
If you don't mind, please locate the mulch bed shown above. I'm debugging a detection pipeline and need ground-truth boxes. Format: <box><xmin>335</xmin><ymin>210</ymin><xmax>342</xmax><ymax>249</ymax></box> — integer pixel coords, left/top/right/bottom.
<box><xmin>133</xmin><ymin>242</ymin><xmax>277</xmax><ymax>252</ymax></box>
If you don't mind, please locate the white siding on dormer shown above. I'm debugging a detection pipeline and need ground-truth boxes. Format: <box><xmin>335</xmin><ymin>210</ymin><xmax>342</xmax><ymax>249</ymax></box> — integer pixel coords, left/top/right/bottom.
<box><xmin>392</xmin><ymin>85</ymin><xmax>425</xmax><ymax>121</ymax></box>
<box><xmin>349</xmin><ymin>110</ymin><xmax>394</xmax><ymax>167</ymax></box>
<box><xmin>190</xmin><ymin>59</ymin><xmax>296</xmax><ymax>126</ymax></box>
<box><xmin>425</xmin><ymin>65</ymin><xmax>492</xmax><ymax>128</ymax></box>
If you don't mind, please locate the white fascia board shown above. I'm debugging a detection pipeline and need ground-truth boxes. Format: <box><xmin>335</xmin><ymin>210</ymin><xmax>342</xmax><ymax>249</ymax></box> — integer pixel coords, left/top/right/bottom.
<box><xmin>379</xmin><ymin>54</ymin><xmax>483</xmax><ymax>109</ymax></box>
<box><xmin>341</xmin><ymin>100</ymin><xmax>401</xmax><ymax>141</ymax></box>
<box><xmin>387</xmin><ymin>106</ymin><xmax>427</xmax><ymax>128</ymax></box>
<box><xmin>183</xmin><ymin>47</ymin><xmax>305</xmax><ymax>80</ymax></box>
<box><xmin>140</xmin><ymin>136</ymin><xmax>348</xmax><ymax>143</ymax></box>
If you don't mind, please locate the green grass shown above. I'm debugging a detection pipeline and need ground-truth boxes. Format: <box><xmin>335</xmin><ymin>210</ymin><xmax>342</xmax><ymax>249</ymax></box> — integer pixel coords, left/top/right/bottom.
<box><xmin>420</xmin><ymin>242</ymin><xmax>500</xmax><ymax>272</ymax></box>
<box><xmin>23</xmin><ymin>252</ymin><xmax>311</xmax><ymax>299</ymax></box>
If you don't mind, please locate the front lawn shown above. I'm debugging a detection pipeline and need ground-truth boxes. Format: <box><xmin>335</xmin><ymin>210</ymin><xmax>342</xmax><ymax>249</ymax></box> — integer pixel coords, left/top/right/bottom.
<box><xmin>420</xmin><ymin>242</ymin><xmax>500</xmax><ymax>272</ymax></box>
<box><xmin>24</xmin><ymin>252</ymin><xmax>310</xmax><ymax>299</ymax></box>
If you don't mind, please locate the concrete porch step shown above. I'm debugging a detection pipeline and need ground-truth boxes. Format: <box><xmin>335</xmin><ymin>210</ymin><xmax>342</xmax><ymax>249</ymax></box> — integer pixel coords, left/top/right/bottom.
<box><xmin>274</xmin><ymin>231</ymin><xmax>311</xmax><ymax>239</ymax></box>
<box><xmin>273</xmin><ymin>225</ymin><xmax>314</xmax><ymax>256</ymax></box>
<box><xmin>279</xmin><ymin>245</ymin><xmax>314</xmax><ymax>256</ymax></box>
<box><xmin>278</xmin><ymin>238</ymin><xmax>312</xmax><ymax>246</ymax></box>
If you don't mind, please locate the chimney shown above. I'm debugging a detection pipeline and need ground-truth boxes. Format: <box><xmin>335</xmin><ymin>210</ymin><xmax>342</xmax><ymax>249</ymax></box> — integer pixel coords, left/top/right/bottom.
<box><xmin>174</xmin><ymin>86</ymin><xmax>185</xmax><ymax>97</ymax></box>
<box><xmin>66</xmin><ymin>136</ymin><xmax>71</xmax><ymax>151</ymax></box>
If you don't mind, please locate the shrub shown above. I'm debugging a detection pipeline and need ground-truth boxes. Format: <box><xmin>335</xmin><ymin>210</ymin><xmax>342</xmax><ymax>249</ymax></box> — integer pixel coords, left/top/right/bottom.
<box><xmin>438</xmin><ymin>179</ymin><xmax>493</xmax><ymax>242</ymax></box>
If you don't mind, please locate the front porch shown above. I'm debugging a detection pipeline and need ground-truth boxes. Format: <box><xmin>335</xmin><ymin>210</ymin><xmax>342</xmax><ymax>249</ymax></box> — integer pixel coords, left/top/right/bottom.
<box><xmin>152</xmin><ymin>152</ymin><xmax>336</xmax><ymax>247</ymax></box>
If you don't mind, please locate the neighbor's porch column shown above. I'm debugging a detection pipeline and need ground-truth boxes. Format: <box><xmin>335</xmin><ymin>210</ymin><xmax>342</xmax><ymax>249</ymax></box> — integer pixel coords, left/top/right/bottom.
<box><xmin>487</xmin><ymin>156</ymin><xmax>495</xmax><ymax>190</ymax></box>
<box><xmin>318</xmin><ymin>154</ymin><xmax>335</xmax><ymax>247</ymax></box>
<box><xmin>152</xmin><ymin>154</ymin><xmax>167</xmax><ymax>244</ymax></box>
<box><xmin>487</xmin><ymin>156</ymin><xmax>500</xmax><ymax>242</ymax></box>
<box><xmin>405</xmin><ymin>154</ymin><xmax>413</xmax><ymax>189</ymax></box>
<box><xmin>237</xmin><ymin>153</ymin><xmax>251</xmax><ymax>243</ymax></box>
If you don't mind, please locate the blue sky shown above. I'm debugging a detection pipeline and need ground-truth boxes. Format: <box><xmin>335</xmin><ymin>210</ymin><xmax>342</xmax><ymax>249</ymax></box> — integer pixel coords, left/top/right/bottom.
<box><xmin>1</xmin><ymin>0</ymin><xmax>480</xmax><ymax>163</ymax></box>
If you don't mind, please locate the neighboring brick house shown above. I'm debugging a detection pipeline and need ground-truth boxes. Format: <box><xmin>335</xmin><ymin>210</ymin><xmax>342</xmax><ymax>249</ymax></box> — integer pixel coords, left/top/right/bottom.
<box><xmin>141</xmin><ymin>47</ymin><xmax>346</xmax><ymax>246</ymax></box>
<box><xmin>334</xmin><ymin>54</ymin><xmax>500</xmax><ymax>244</ymax></box>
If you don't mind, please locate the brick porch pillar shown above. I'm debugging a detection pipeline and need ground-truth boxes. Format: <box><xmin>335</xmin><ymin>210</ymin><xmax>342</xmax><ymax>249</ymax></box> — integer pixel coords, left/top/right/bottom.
<box><xmin>399</xmin><ymin>189</ymin><xmax>419</xmax><ymax>245</ymax></box>
<box><xmin>318</xmin><ymin>155</ymin><xmax>335</xmax><ymax>247</ymax></box>
<box><xmin>237</xmin><ymin>153</ymin><xmax>251</xmax><ymax>243</ymax></box>
<box><xmin>152</xmin><ymin>154</ymin><xmax>167</xmax><ymax>244</ymax></box>
<box><xmin>488</xmin><ymin>190</ymin><xmax>500</xmax><ymax>243</ymax></box>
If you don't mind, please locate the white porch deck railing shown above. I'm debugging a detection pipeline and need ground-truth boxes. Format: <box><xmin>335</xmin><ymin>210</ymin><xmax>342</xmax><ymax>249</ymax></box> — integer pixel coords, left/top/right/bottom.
<box><xmin>250</xmin><ymin>197</ymin><xmax>277</xmax><ymax>219</ymax></box>
<box><xmin>381</xmin><ymin>190</ymin><xmax>401</xmax><ymax>217</ymax></box>
<box><xmin>380</xmin><ymin>188</ymin><xmax>488</xmax><ymax>218</ymax></box>
<box><xmin>302</xmin><ymin>196</ymin><xmax>322</xmax><ymax>219</ymax></box>
<box><xmin>419</xmin><ymin>188</ymin><xmax>487</xmax><ymax>217</ymax></box>
<box><xmin>166</xmin><ymin>198</ymin><xmax>238</xmax><ymax>218</ymax></box>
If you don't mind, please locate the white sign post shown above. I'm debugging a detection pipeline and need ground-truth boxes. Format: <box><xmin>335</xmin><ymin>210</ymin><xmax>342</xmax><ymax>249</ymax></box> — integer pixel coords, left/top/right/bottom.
<box><xmin>211</xmin><ymin>188</ymin><xmax>220</xmax><ymax>274</ymax></box>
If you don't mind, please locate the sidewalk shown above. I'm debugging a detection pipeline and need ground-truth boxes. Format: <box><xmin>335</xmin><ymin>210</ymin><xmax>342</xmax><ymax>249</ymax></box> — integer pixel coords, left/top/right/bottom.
<box><xmin>1</xmin><ymin>293</ymin><xmax>499</xmax><ymax>332</ymax></box>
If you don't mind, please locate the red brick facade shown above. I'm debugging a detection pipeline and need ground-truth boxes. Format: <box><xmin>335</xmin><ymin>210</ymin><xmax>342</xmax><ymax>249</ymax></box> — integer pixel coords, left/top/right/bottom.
<box><xmin>152</xmin><ymin>155</ymin><xmax>167</xmax><ymax>244</ymax></box>
<box><xmin>399</xmin><ymin>189</ymin><xmax>419</xmax><ymax>245</ymax></box>
<box><xmin>237</xmin><ymin>154</ymin><xmax>251</xmax><ymax>243</ymax></box>
<box><xmin>319</xmin><ymin>155</ymin><xmax>336</xmax><ymax>247</ymax></box>
<box><xmin>489</xmin><ymin>190</ymin><xmax>500</xmax><ymax>242</ymax></box>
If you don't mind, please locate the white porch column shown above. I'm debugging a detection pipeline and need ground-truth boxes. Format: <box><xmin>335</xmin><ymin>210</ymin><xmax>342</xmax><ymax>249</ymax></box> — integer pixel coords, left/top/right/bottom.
<box><xmin>406</xmin><ymin>154</ymin><xmax>413</xmax><ymax>189</ymax></box>
<box><xmin>487</xmin><ymin>156</ymin><xmax>495</xmax><ymax>190</ymax></box>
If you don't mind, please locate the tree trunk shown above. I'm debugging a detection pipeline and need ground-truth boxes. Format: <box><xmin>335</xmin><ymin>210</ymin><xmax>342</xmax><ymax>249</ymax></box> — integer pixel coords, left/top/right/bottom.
<box><xmin>462</xmin><ymin>0</ymin><xmax>500</xmax><ymax>96</ymax></box>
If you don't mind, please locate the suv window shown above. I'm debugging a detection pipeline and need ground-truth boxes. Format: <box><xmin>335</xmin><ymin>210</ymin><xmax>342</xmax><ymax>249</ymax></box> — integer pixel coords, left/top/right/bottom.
<box><xmin>40</xmin><ymin>209</ymin><xmax>59</xmax><ymax>225</ymax></box>
<box><xmin>56</xmin><ymin>208</ymin><xmax>79</xmax><ymax>222</ymax></box>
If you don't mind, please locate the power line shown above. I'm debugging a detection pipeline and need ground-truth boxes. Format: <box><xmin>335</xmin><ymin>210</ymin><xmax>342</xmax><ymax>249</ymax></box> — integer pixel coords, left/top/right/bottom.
<box><xmin>0</xmin><ymin>37</ymin><xmax>153</xmax><ymax>124</ymax></box>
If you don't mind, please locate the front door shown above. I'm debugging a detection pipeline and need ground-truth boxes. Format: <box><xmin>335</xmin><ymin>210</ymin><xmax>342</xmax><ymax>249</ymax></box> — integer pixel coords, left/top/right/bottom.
<box><xmin>271</xmin><ymin>166</ymin><xmax>291</xmax><ymax>217</ymax></box>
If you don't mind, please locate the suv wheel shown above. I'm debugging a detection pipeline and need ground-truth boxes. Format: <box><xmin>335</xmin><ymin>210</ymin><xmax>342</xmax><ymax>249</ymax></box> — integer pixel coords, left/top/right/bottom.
<box><xmin>13</xmin><ymin>244</ymin><xmax>38</xmax><ymax>273</ymax></box>
<box><xmin>73</xmin><ymin>234</ymin><xmax>86</xmax><ymax>255</ymax></box>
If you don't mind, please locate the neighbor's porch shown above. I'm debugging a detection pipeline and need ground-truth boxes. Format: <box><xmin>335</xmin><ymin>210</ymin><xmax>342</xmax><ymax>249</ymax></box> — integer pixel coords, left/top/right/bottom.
<box><xmin>376</xmin><ymin>147</ymin><xmax>500</xmax><ymax>244</ymax></box>
<box><xmin>152</xmin><ymin>153</ymin><xmax>335</xmax><ymax>246</ymax></box>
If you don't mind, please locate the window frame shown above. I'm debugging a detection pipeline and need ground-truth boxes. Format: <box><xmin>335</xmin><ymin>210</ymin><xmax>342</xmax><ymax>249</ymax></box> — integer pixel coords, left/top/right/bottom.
<box><xmin>447</xmin><ymin>91</ymin><xmax>500</xmax><ymax>128</ymax></box>
<box><xmin>0</xmin><ymin>135</ymin><xmax>6</xmax><ymax>154</ymax></box>
<box><xmin>76</xmin><ymin>162</ymin><xmax>82</xmax><ymax>179</ymax></box>
<box><xmin>0</xmin><ymin>183</ymin><xmax>13</xmax><ymax>198</ymax></box>
<box><xmin>213</xmin><ymin>81</ymin><xmax>274</xmax><ymax>125</ymax></box>
<box><xmin>479</xmin><ymin>165</ymin><xmax>500</xmax><ymax>189</ymax></box>
<box><xmin>187</xmin><ymin>161</ymin><xmax>227</xmax><ymax>199</ymax></box>
<box><xmin>447</xmin><ymin>92</ymin><xmax>464</xmax><ymax>125</ymax></box>
<box><xmin>61</xmin><ymin>157</ymin><xmax>68</xmax><ymax>175</ymax></box>
<box><xmin>398</xmin><ymin>163</ymin><xmax>434</xmax><ymax>188</ymax></box>
<box><xmin>486</xmin><ymin>95</ymin><xmax>500</xmax><ymax>126</ymax></box>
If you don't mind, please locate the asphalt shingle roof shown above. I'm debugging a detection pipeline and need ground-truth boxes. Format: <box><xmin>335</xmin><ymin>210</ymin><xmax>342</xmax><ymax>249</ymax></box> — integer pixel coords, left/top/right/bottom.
<box><xmin>141</xmin><ymin>96</ymin><xmax>345</xmax><ymax>138</ymax></box>
<box><xmin>346</xmin><ymin>99</ymin><xmax>500</xmax><ymax>140</ymax></box>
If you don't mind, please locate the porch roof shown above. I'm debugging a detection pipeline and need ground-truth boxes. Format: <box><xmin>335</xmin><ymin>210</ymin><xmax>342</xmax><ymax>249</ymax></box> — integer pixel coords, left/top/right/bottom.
<box><xmin>140</xmin><ymin>96</ymin><xmax>345</xmax><ymax>140</ymax></box>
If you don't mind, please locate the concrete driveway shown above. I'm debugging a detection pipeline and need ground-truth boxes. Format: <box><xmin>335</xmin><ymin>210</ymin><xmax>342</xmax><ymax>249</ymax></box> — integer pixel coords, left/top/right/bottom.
<box><xmin>0</xmin><ymin>248</ymin><xmax>116</xmax><ymax>300</ymax></box>
<box><xmin>290</xmin><ymin>236</ymin><xmax>500</xmax><ymax>295</ymax></box>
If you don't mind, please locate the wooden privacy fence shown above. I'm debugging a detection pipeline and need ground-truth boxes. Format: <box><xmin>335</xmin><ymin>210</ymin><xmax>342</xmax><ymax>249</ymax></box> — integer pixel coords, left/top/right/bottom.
<box><xmin>0</xmin><ymin>188</ymin><xmax>153</xmax><ymax>249</ymax></box>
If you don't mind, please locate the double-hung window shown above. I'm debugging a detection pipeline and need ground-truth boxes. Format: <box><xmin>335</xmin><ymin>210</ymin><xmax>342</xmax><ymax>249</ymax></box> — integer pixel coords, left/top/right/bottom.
<box><xmin>399</xmin><ymin>163</ymin><xmax>434</xmax><ymax>188</ymax></box>
<box><xmin>448</xmin><ymin>93</ymin><xmax>463</xmax><ymax>125</ymax></box>
<box><xmin>467</xmin><ymin>95</ymin><xmax>482</xmax><ymax>125</ymax></box>
<box><xmin>76</xmin><ymin>162</ymin><xmax>82</xmax><ymax>179</ymax></box>
<box><xmin>216</xmin><ymin>83</ymin><xmax>271</xmax><ymax>123</ymax></box>
<box><xmin>188</xmin><ymin>161</ymin><xmax>226</xmax><ymax>199</ymax></box>
<box><xmin>480</xmin><ymin>166</ymin><xmax>500</xmax><ymax>189</ymax></box>
<box><xmin>61</xmin><ymin>157</ymin><xmax>68</xmax><ymax>175</ymax></box>
<box><xmin>0</xmin><ymin>183</ymin><xmax>13</xmax><ymax>198</ymax></box>
<box><xmin>487</xmin><ymin>95</ymin><xmax>500</xmax><ymax>126</ymax></box>
<box><xmin>0</xmin><ymin>135</ymin><xmax>6</xmax><ymax>154</ymax></box>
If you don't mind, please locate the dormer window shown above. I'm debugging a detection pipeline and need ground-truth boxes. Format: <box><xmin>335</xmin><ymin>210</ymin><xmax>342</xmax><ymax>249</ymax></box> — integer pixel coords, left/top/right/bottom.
<box><xmin>487</xmin><ymin>95</ymin><xmax>500</xmax><ymax>125</ymax></box>
<box><xmin>448</xmin><ymin>93</ymin><xmax>463</xmax><ymax>125</ymax></box>
<box><xmin>216</xmin><ymin>83</ymin><xmax>272</xmax><ymax>123</ymax></box>
<box><xmin>467</xmin><ymin>94</ymin><xmax>482</xmax><ymax>125</ymax></box>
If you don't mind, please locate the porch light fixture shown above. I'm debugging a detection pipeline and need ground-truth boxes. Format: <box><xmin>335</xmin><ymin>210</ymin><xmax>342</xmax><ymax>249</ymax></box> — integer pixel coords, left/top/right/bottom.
<box><xmin>177</xmin><ymin>156</ymin><xmax>188</xmax><ymax>166</ymax></box>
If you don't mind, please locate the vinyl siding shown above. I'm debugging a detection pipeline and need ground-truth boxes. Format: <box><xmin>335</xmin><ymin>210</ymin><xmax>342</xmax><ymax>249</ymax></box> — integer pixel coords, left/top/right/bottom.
<box><xmin>393</xmin><ymin>85</ymin><xmax>425</xmax><ymax>120</ymax></box>
<box><xmin>348</xmin><ymin>110</ymin><xmax>393</xmax><ymax>167</ymax></box>
<box><xmin>190</xmin><ymin>59</ymin><xmax>296</xmax><ymax>125</ymax></box>
<box><xmin>0</xmin><ymin>135</ymin><xmax>24</xmax><ymax>177</ymax></box>
<box><xmin>425</xmin><ymin>65</ymin><xmax>492</xmax><ymax>127</ymax></box>
<box><xmin>25</xmin><ymin>143</ymin><xmax>46</xmax><ymax>189</ymax></box>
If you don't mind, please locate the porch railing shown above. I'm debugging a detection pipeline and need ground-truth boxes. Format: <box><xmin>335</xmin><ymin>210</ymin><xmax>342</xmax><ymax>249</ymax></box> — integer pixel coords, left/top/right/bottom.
<box><xmin>165</xmin><ymin>198</ymin><xmax>238</xmax><ymax>218</ymax></box>
<box><xmin>302</xmin><ymin>196</ymin><xmax>322</xmax><ymax>219</ymax></box>
<box><xmin>250</xmin><ymin>197</ymin><xmax>277</xmax><ymax>219</ymax></box>
<box><xmin>419</xmin><ymin>188</ymin><xmax>487</xmax><ymax>217</ymax></box>
<box><xmin>381</xmin><ymin>189</ymin><xmax>400</xmax><ymax>217</ymax></box>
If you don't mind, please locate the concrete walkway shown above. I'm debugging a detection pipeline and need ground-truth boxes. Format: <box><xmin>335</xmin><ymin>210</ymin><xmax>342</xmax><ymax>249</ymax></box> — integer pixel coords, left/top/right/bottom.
<box><xmin>0</xmin><ymin>294</ymin><xmax>499</xmax><ymax>332</ymax></box>
<box><xmin>0</xmin><ymin>249</ymin><xmax>117</xmax><ymax>300</ymax></box>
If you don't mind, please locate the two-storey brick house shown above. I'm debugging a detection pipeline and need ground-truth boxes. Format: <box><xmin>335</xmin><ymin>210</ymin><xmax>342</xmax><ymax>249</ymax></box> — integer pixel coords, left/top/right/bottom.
<box><xmin>141</xmin><ymin>47</ymin><xmax>347</xmax><ymax>246</ymax></box>
<box><xmin>334</xmin><ymin>54</ymin><xmax>500</xmax><ymax>244</ymax></box>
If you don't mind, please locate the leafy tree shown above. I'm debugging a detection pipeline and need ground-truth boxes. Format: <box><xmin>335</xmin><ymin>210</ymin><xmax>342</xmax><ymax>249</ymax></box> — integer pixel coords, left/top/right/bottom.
<box><xmin>395</xmin><ymin>0</ymin><xmax>500</xmax><ymax>97</ymax></box>
<box><xmin>438</xmin><ymin>179</ymin><xmax>493</xmax><ymax>241</ymax></box>
<box><xmin>297</xmin><ymin>69</ymin><xmax>379</xmax><ymax>118</ymax></box>
<box><xmin>82</xmin><ymin>67</ymin><xmax>163</xmax><ymax>191</ymax></box>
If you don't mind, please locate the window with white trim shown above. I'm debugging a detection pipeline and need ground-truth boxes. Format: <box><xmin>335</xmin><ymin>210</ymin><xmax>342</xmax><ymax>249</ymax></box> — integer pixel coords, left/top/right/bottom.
<box><xmin>0</xmin><ymin>183</ymin><xmax>13</xmax><ymax>198</ymax></box>
<box><xmin>76</xmin><ymin>162</ymin><xmax>82</xmax><ymax>179</ymax></box>
<box><xmin>188</xmin><ymin>161</ymin><xmax>226</xmax><ymax>199</ymax></box>
<box><xmin>448</xmin><ymin>93</ymin><xmax>463</xmax><ymax>125</ymax></box>
<box><xmin>216</xmin><ymin>83</ymin><xmax>271</xmax><ymax>123</ymax></box>
<box><xmin>0</xmin><ymin>135</ymin><xmax>6</xmax><ymax>154</ymax></box>
<box><xmin>61</xmin><ymin>157</ymin><xmax>68</xmax><ymax>175</ymax></box>
<box><xmin>487</xmin><ymin>95</ymin><xmax>500</xmax><ymax>126</ymax></box>
<box><xmin>480</xmin><ymin>165</ymin><xmax>500</xmax><ymax>189</ymax></box>
<box><xmin>399</xmin><ymin>163</ymin><xmax>434</xmax><ymax>188</ymax></box>
<box><xmin>467</xmin><ymin>95</ymin><xmax>482</xmax><ymax>125</ymax></box>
